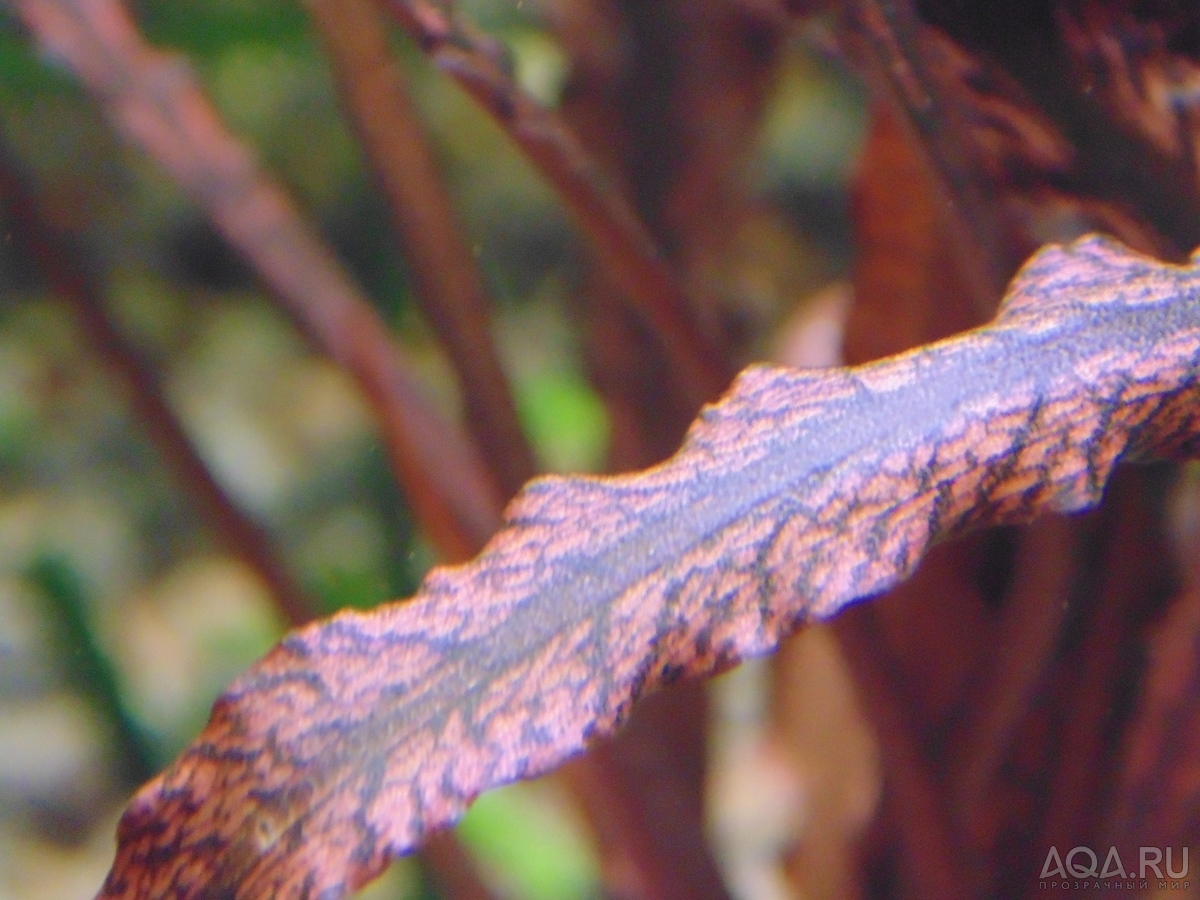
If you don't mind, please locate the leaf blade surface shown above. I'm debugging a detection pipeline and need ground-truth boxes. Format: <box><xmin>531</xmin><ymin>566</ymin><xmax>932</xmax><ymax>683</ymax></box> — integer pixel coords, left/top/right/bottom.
<box><xmin>102</xmin><ymin>237</ymin><xmax>1200</xmax><ymax>898</ymax></box>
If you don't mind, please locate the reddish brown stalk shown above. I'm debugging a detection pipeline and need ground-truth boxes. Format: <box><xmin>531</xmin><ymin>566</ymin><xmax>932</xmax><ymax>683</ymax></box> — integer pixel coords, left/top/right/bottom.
<box><xmin>628</xmin><ymin>2</ymin><xmax>783</xmax><ymax>336</ymax></box>
<box><xmin>310</xmin><ymin>0</ymin><xmax>537</xmax><ymax>498</ymax></box>
<box><xmin>14</xmin><ymin>0</ymin><xmax>503</xmax><ymax>562</ymax></box>
<box><xmin>949</xmin><ymin>515</ymin><xmax>1081</xmax><ymax>839</ymax></box>
<box><xmin>0</xmin><ymin>140</ymin><xmax>315</xmax><ymax>629</ymax></box>
<box><xmin>1104</xmin><ymin>469</ymin><xmax>1200</xmax><ymax>854</ymax></box>
<box><xmin>570</xmin><ymin>691</ymin><xmax>729</xmax><ymax>900</ymax></box>
<box><xmin>418</xmin><ymin>832</ymin><xmax>502</xmax><ymax>900</ymax></box>
<box><xmin>836</xmin><ymin>0</ymin><xmax>1016</xmax><ymax>312</ymax></box>
<box><xmin>1033</xmin><ymin>469</ymin><xmax>1174</xmax><ymax>872</ymax></box>
<box><xmin>835</xmin><ymin>607</ymin><xmax>971</xmax><ymax>899</ymax></box>
<box><xmin>379</xmin><ymin>0</ymin><xmax>734</xmax><ymax>403</ymax></box>
<box><xmin>1104</xmin><ymin>581</ymin><xmax>1200</xmax><ymax>856</ymax></box>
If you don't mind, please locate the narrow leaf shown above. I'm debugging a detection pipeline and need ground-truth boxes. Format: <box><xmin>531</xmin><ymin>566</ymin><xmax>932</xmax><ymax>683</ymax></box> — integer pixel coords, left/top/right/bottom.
<box><xmin>101</xmin><ymin>236</ymin><xmax>1200</xmax><ymax>898</ymax></box>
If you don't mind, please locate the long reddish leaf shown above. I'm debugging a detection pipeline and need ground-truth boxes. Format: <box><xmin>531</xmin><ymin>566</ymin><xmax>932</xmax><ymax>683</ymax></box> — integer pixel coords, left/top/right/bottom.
<box><xmin>101</xmin><ymin>236</ymin><xmax>1200</xmax><ymax>898</ymax></box>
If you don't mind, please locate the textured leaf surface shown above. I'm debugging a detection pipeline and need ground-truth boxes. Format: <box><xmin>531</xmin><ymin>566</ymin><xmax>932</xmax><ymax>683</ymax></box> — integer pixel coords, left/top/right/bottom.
<box><xmin>101</xmin><ymin>237</ymin><xmax>1200</xmax><ymax>898</ymax></box>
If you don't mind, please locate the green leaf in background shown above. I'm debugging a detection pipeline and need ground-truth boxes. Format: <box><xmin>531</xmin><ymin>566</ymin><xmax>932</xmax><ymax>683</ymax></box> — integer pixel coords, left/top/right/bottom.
<box><xmin>458</xmin><ymin>781</ymin><xmax>600</xmax><ymax>900</ymax></box>
<box><xmin>134</xmin><ymin>0</ymin><xmax>310</xmax><ymax>60</ymax></box>
<box><xmin>26</xmin><ymin>553</ymin><xmax>161</xmax><ymax>786</ymax></box>
<box><xmin>516</xmin><ymin>368</ymin><xmax>609</xmax><ymax>474</ymax></box>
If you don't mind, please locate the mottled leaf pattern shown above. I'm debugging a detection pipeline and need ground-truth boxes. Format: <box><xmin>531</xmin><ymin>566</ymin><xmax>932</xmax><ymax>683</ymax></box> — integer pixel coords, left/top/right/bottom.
<box><xmin>101</xmin><ymin>236</ymin><xmax>1200</xmax><ymax>898</ymax></box>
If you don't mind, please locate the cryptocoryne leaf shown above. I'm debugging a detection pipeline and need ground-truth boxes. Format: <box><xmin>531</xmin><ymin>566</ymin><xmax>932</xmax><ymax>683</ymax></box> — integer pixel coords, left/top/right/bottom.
<box><xmin>100</xmin><ymin>236</ymin><xmax>1200</xmax><ymax>898</ymax></box>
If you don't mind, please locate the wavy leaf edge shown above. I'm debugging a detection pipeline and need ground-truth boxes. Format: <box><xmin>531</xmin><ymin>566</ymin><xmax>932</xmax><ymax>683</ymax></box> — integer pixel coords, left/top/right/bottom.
<box><xmin>101</xmin><ymin>235</ymin><xmax>1200</xmax><ymax>898</ymax></box>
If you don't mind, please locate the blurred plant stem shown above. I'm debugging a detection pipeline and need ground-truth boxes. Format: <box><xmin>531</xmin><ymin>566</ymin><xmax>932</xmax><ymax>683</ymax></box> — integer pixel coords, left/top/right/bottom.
<box><xmin>313</xmin><ymin>0</ymin><xmax>538</xmax><ymax>499</ymax></box>
<box><xmin>26</xmin><ymin>553</ymin><xmax>160</xmax><ymax>789</ymax></box>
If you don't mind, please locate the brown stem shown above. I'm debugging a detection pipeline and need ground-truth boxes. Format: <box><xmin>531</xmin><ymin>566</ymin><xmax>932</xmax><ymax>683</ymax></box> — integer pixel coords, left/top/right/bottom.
<box><xmin>379</xmin><ymin>0</ymin><xmax>734</xmax><ymax>403</ymax></box>
<box><xmin>1104</xmin><ymin>468</ymin><xmax>1200</xmax><ymax>853</ymax></box>
<box><xmin>569</xmin><ymin>737</ymin><xmax>729</xmax><ymax>900</ymax></box>
<box><xmin>837</xmin><ymin>0</ymin><xmax>1015</xmax><ymax>312</ymax></box>
<box><xmin>311</xmin><ymin>0</ymin><xmax>537</xmax><ymax>498</ymax></box>
<box><xmin>949</xmin><ymin>515</ymin><xmax>1081</xmax><ymax>841</ymax></box>
<box><xmin>1104</xmin><ymin>582</ymin><xmax>1200</xmax><ymax>856</ymax></box>
<box><xmin>14</xmin><ymin>0</ymin><xmax>503</xmax><ymax>562</ymax></box>
<box><xmin>418</xmin><ymin>832</ymin><xmax>502</xmax><ymax>900</ymax></box>
<box><xmin>0</xmin><ymin>139</ymin><xmax>315</xmax><ymax>629</ymax></box>
<box><xmin>1034</xmin><ymin>469</ymin><xmax>1173</xmax><ymax>868</ymax></box>
<box><xmin>835</xmin><ymin>608</ymin><xmax>971</xmax><ymax>899</ymax></box>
